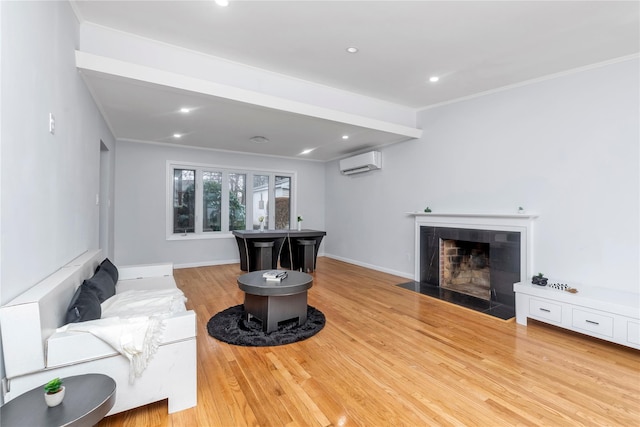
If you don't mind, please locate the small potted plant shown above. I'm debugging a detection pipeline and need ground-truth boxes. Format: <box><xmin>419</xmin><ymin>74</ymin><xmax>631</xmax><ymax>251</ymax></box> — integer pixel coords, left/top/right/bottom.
<box><xmin>518</xmin><ymin>206</ymin><xmax>525</xmax><ymax>214</ymax></box>
<box><xmin>258</xmin><ymin>216</ymin><xmax>265</xmax><ymax>231</ymax></box>
<box><xmin>424</xmin><ymin>207</ymin><xmax>432</xmax><ymax>213</ymax></box>
<box><xmin>531</xmin><ymin>272</ymin><xmax>548</xmax><ymax>286</ymax></box>
<box><xmin>44</xmin><ymin>377</ymin><xmax>65</xmax><ymax>407</ymax></box>
<box><xmin>297</xmin><ymin>215</ymin><xmax>303</xmax><ymax>231</ymax></box>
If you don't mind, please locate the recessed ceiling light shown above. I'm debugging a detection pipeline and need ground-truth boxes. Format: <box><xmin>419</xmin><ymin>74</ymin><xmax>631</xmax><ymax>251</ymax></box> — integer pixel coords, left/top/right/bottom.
<box><xmin>214</xmin><ymin>0</ymin><xmax>229</xmax><ymax>7</ymax></box>
<box><xmin>180</xmin><ymin>107</ymin><xmax>191</xmax><ymax>113</ymax></box>
<box><xmin>346</xmin><ymin>47</ymin><xmax>359</xmax><ymax>54</ymax></box>
<box><xmin>300</xmin><ymin>149</ymin><xmax>314</xmax><ymax>155</ymax></box>
<box><xmin>429</xmin><ymin>76</ymin><xmax>440</xmax><ymax>83</ymax></box>
<box><xmin>250</xmin><ymin>136</ymin><xmax>269</xmax><ymax>144</ymax></box>
<box><xmin>173</xmin><ymin>133</ymin><xmax>182</xmax><ymax>138</ymax></box>
<box><xmin>342</xmin><ymin>135</ymin><xmax>349</xmax><ymax>140</ymax></box>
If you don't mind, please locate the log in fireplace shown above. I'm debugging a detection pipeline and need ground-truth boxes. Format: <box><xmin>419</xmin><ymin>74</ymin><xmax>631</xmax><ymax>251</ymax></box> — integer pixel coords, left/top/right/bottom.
<box><xmin>440</xmin><ymin>239</ymin><xmax>491</xmax><ymax>300</ymax></box>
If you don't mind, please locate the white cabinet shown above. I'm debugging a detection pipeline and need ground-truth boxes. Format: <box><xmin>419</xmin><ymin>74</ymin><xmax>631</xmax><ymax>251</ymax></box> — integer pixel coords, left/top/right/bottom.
<box><xmin>514</xmin><ymin>282</ymin><xmax>640</xmax><ymax>350</ymax></box>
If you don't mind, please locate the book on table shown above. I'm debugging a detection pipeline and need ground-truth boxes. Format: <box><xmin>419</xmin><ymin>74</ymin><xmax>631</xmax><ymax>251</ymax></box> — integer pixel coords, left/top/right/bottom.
<box><xmin>262</xmin><ymin>270</ymin><xmax>288</xmax><ymax>281</ymax></box>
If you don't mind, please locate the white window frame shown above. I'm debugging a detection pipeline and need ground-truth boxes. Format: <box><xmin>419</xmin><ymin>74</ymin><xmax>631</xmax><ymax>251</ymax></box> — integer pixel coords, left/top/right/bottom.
<box><xmin>166</xmin><ymin>161</ymin><xmax>296</xmax><ymax>240</ymax></box>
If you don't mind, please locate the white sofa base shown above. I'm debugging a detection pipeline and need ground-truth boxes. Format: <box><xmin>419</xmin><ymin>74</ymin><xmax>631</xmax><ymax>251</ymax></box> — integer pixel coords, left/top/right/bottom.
<box><xmin>3</xmin><ymin>338</ymin><xmax>196</xmax><ymax>414</ymax></box>
<box><xmin>0</xmin><ymin>249</ymin><xmax>197</xmax><ymax>415</ymax></box>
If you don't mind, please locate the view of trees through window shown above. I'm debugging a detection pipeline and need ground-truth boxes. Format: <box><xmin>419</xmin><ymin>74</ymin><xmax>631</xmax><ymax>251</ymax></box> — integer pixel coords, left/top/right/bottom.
<box><xmin>203</xmin><ymin>171</ymin><xmax>222</xmax><ymax>231</ymax></box>
<box><xmin>170</xmin><ymin>165</ymin><xmax>291</xmax><ymax>236</ymax></box>
<box><xmin>173</xmin><ymin>169</ymin><xmax>195</xmax><ymax>234</ymax></box>
<box><xmin>228</xmin><ymin>173</ymin><xmax>246</xmax><ymax>231</ymax></box>
<box><xmin>275</xmin><ymin>176</ymin><xmax>291</xmax><ymax>229</ymax></box>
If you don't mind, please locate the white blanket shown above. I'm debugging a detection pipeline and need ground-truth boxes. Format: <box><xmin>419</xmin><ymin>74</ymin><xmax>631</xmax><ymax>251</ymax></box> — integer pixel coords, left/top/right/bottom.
<box><xmin>57</xmin><ymin>289</ymin><xmax>187</xmax><ymax>382</ymax></box>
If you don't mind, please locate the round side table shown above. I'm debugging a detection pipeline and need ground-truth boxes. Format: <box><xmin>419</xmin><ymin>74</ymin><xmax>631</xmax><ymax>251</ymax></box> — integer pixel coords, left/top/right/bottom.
<box><xmin>0</xmin><ymin>373</ymin><xmax>116</xmax><ymax>427</ymax></box>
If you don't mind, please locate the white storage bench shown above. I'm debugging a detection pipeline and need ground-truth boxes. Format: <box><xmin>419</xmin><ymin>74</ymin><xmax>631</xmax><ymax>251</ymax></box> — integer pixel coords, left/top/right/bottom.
<box><xmin>0</xmin><ymin>249</ymin><xmax>197</xmax><ymax>415</ymax></box>
<box><xmin>514</xmin><ymin>282</ymin><xmax>640</xmax><ymax>350</ymax></box>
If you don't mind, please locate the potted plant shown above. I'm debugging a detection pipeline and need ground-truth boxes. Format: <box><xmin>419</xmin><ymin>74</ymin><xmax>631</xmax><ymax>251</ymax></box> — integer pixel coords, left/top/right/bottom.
<box><xmin>424</xmin><ymin>207</ymin><xmax>432</xmax><ymax>213</ymax></box>
<box><xmin>44</xmin><ymin>377</ymin><xmax>65</xmax><ymax>407</ymax></box>
<box><xmin>531</xmin><ymin>272</ymin><xmax>548</xmax><ymax>286</ymax></box>
<box><xmin>258</xmin><ymin>216</ymin><xmax>265</xmax><ymax>231</ymax></box>
<box><xmin>518</xmin><ymin>206</ymin><xmax>525</xmax><ymax>214</ymax></box>
<box><xmin>297</xmin><ymin>215</ymin><xmax>303</xmax><ymax>231</ymax></box>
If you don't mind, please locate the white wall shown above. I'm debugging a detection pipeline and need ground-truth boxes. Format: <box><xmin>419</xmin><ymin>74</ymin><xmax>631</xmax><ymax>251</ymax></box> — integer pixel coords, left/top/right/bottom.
<box><xmin>114</xmin><ymin>141</ymin><xmax>326</xmax><ymax>267</ymax></box>
<box><xmin>325</xmin><ymin>58</ymin><xmax>639</xmax><ymax>293</ymax></box>
<box><xmin>0</xmin><ymin>0</ymin><xmax>115</xmax><ymax>385</ymax></box>
<box><xmin>1</xmin><ymin>0</ymin><xmax>115</xmax><ymax>304</ymax></box>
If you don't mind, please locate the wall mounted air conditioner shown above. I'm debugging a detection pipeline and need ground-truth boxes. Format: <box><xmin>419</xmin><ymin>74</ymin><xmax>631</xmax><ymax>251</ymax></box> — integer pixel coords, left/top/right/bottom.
<box><xmin>339</xmin><ymin>151</ymin><xmax>382</xmax><ymax>175</ymax></box>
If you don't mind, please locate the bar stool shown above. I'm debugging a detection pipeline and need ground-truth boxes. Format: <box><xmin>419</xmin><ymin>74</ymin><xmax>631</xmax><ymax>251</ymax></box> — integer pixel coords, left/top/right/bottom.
<box><xmin>253</xmin><ymin>241</ymin><xmax>274</xmax><ymax>271</ymax></box>
<box><xmin>296</xmin><ymin>239</ymin><xmax>316</xmax><ymax>273</ymax></box>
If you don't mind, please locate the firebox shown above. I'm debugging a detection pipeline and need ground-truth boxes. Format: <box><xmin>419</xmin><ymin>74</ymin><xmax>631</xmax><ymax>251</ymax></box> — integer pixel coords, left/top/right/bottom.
<box><xmin>420</xmin><ymin>226</ymin><xmax>521</xmax><ymax>307</ymax></box>
<box><xmin>440</xmin><ymin>240</ymin><xmax>491</xmax><ymax>300</ymax></box>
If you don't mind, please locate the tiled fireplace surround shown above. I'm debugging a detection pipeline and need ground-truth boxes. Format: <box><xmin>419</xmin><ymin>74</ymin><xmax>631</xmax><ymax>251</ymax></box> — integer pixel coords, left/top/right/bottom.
<box><xmin>409</xmin><ymin>213</ymin><xmax>537</xmax><ymax>318</ymax></box>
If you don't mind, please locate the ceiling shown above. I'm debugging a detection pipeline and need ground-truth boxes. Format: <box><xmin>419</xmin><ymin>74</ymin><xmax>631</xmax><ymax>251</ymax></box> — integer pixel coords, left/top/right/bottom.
<box><xmin>71</xmin><ymin>0</ymin><xmax>640</xmax><ymax>161</ymax></box>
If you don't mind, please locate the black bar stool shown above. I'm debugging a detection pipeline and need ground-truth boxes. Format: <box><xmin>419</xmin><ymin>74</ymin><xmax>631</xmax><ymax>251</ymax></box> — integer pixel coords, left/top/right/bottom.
<box><xmin>296</xmin><ymin>239</ymin><xmax>316</xmax><ymax>273</ymax></box>
<box><xmin>253</xmin><ymin>241</ymin><xmax>274</xmax><ymax>271</ymax></box>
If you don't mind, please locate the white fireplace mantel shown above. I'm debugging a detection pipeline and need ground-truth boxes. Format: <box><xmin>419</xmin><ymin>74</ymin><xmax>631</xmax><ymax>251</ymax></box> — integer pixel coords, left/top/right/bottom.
<box><xmin>410</xmin><ymin>212</ymin><xmax>537</xmax><ymax>284</ymax></box>
<box><xmin>407</xmin><ymin>212</ymin><xmax>538</xmax><ymax>220</ymax></box>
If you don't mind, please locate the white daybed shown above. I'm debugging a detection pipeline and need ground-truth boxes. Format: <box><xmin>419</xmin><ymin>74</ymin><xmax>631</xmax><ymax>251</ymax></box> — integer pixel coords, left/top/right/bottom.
<box><xmin>0</xmin><ymin>249</ymin><xmax>197</xmax><ymax>415</ymax></box>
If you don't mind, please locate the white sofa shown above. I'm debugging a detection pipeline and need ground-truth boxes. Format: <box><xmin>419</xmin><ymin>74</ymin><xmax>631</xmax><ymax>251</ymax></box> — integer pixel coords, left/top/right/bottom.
<box><xmin>0</xmin><ymin>249</ymin><xmax>197</xmax><ymax>415</ymax></box>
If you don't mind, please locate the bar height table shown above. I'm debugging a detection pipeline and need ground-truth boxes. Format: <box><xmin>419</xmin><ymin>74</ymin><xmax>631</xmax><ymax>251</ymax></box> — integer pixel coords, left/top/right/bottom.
<box><xmin>232</xmin><ymin>229</ymin><xmax>326</xmax><ymax>272</ymax></box>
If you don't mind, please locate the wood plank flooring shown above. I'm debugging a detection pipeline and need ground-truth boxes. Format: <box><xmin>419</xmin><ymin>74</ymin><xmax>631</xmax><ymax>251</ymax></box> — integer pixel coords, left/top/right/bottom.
<box><xmin>98</xmin><ymin>258</ymin><xmax>640</xmax><ymax>426</ymax></box>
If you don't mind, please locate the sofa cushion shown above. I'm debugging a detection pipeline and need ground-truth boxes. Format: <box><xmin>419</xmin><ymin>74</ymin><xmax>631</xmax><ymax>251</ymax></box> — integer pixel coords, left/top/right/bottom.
<box><xmin>96</xmin><ymin>258</ymin><xmax>118</xmax><ymax>284</ymax></box>
<box><xmin>65</xmin><ymin>286</ymin><xmax>101</xmax><ymax>323</ymax></box>
<box><xmin>84</xmin><ymin>269</ymin><xmax>116</xmax><ymax>303</ymax></box>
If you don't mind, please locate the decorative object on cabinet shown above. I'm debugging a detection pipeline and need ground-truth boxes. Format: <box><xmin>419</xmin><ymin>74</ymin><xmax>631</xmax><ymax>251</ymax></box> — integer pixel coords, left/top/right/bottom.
<box><xmin>531</xmin><ymin>273</ymin><xmax>548</xmax><ymax>286</ymax></box>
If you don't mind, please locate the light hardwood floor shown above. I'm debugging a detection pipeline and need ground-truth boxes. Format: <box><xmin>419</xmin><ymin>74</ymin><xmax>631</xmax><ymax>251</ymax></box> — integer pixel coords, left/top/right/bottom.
<box><xmin>98</xmin><ymin>258</ymin><xmax>640</xmax><ymax>426</ymax></box>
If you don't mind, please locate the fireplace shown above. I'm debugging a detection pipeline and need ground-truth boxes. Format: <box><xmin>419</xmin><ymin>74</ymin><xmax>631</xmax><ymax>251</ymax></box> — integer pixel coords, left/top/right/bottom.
<box><xmin>408</xmin><ymin>213</ymin><xmax>537</xmax><ymax>318</ymax></box>
<box><xmin>421</xmin><ymin>226</ymin><xmax>520</xmax><ymax>306</ymax></box>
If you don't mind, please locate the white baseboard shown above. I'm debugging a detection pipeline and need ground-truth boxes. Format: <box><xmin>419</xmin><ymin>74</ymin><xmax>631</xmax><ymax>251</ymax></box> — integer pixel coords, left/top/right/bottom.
<box><xmin>323</xmin><ymin>253</ymin><xmax>413</xmax><ymax>280</ymax></box>
<box><xmin>174</xmin><ymin>259</ymin><xmax>240</xmax><ymax>269</ymax></box>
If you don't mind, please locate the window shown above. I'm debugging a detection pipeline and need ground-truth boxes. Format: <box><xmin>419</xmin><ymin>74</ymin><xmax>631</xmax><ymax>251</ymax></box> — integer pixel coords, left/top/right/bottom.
<box><xmin>203</xmin><ymin>171</ymin><xmax>222</xmax><ymax>231</ymax></box>
<box><xmin>228</xmin><ymin>173</ymin><xmax>246</xmax><ymax>231</ymax></box>
<box><xmin>252</xmin><ymin>175</ymin><xmax>269</xmax><ymax>230</ymax></box>
<box><xmin>275</xmin><ymin>176</ymin><xmax>291</xmax><ymax>229</ymax></box>
<box><xmin>173</xmin><ymin>169</ymin><xmax>195</xmax><ymax>234</ymax></box>
<box><xmin>168</xmin><ymin>162</ymin><xmax>294</xmax><ymax>238</ymax></box>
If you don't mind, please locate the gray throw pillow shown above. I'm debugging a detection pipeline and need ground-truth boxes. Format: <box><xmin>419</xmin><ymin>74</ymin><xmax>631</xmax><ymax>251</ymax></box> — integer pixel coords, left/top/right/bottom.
<box><xmin>96</xmin><ymin>258</ymin><xmax>118</xmax><ymax>284</ymax></box>
<box><xmin>84</xmin><ymin>268</ymin><xmax>116</xmax><ymax>303</ymax></box>
<box><xmin>65</xmin><ymin>285</ymin><xmax>101</xmax><ymax>323</ymax></box>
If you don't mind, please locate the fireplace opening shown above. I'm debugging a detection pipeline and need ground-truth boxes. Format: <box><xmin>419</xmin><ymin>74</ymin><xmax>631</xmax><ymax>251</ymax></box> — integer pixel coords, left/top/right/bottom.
<box><xmin>440</xmin><ymin>240</ymin><xmax>490</xmax><ymax>300</ymax></box>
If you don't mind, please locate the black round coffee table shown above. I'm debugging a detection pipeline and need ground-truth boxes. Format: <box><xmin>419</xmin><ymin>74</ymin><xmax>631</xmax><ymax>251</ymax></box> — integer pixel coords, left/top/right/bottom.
<box><xmin>0</xmin><ymin>373</ymin><xmax>116</xmax><ymax>427</ymax></box>
<box><xmin>237</xmin><ymin>270</ymin><xmax>313</xmax><ymax>332</ymax></box>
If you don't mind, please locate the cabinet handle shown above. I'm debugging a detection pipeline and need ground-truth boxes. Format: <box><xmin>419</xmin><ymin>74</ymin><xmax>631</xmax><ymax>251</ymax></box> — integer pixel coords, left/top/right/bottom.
<box><xmin>539</xmin><ymin>308</ymin><xmax>551</xmax><ymax>312</ymax></box>
<box><xmin>586</xmin><ymin>320</ymin><xmax>600</xmax><ymax>326</ymax></box>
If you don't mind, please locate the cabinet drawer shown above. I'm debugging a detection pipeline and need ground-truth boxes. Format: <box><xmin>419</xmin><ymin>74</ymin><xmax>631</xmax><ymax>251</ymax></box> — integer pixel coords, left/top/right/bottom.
<box><xmin>572</xmin><ymin>309</ymin><xmax>613</xmax><ymax>338</ymax></box>
<box><xmin>529</xmin><ymin>298</ymin><xmax>562</xmax><ymax>323</ymax></box>
<box><xmin>628</xmin><ymin>321</ymin><xmax>640</xmax><ymax>345</ymax></box>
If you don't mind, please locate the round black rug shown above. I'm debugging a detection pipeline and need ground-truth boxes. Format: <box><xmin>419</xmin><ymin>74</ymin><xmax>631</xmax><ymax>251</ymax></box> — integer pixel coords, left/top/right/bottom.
<box><xmin>207</xmin><ymin>304</ymin><xmax>325</xmax><ymax>347</ymax></box>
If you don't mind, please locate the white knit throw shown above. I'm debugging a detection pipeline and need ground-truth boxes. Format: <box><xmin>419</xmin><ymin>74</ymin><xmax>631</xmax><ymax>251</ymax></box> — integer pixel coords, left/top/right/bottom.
<box><xmin>57</xmin><ymin>289</ymin><xmax>186</xmax><ymax>382</ymax></box>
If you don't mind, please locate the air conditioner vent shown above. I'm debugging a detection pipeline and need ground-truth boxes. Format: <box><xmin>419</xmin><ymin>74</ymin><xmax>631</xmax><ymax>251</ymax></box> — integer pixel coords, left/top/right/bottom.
<box><xmin>339</xmin><ymin>151</ymin><xmax>382</xmax><ymax>175</ymax></box>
